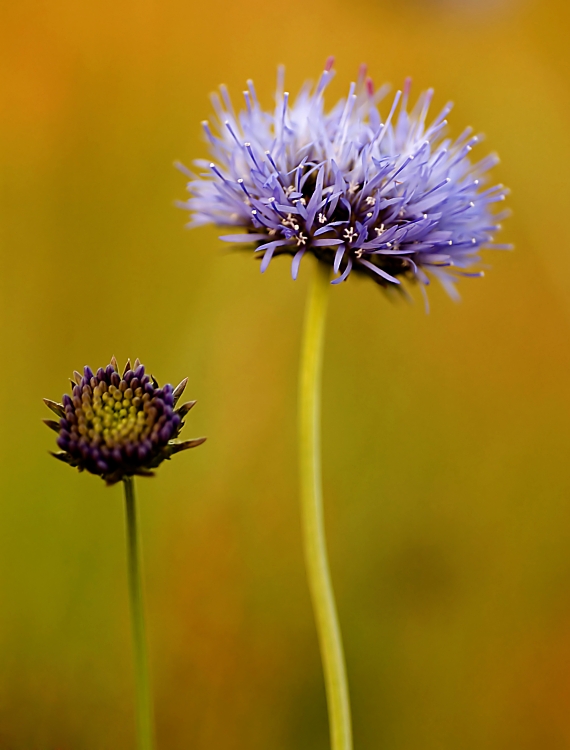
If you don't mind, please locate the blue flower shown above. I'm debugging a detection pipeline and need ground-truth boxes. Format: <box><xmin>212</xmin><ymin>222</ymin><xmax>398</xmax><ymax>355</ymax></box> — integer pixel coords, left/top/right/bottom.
<box><xmin>179</xmin><ymin>59</ymin><xmax>510</xmax><ymax>300</ymax></box>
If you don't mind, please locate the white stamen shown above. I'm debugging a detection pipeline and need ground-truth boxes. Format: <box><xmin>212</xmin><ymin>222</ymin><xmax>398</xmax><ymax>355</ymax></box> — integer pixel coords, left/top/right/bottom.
<box><xmin>343</xmin><ymin>226</ymin><xmax>357</xmax><ymax>243</ymax></box>
<box><xmin>282</xmin><ymin>213</ymin><xmax>299</xmax><ymax>230</ymax></box>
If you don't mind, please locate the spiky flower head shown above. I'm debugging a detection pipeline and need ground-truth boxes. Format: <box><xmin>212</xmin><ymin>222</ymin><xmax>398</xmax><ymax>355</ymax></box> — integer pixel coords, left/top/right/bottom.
<box><xmin>180</xmin><ymin>59</ymin><xmax>510</xmax><ymax>301</ymax></box>
<box><xmin>44</xmin><ymin>357</ymin><xmax>206</xmax><ymax>485</ymax></box>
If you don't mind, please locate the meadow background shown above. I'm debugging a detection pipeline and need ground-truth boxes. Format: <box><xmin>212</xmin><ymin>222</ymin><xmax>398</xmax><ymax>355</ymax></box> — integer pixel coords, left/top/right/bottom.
<box><xmin>2</xmin><ymin>0</ymin><xmax>570</xmax><ymax>747</ymax></box>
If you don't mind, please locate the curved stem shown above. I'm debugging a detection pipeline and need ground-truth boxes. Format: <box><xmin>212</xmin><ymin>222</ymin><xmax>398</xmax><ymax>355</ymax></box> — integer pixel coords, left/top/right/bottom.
<box><xmin>123</xmin><ymin>476</ymin><xmax>155</xmax><ymax>750</ymax></box>
<box><xmin>298</xmin><ymin>259</ymin><xmax>353</xmax><ymax>750</ymax></box>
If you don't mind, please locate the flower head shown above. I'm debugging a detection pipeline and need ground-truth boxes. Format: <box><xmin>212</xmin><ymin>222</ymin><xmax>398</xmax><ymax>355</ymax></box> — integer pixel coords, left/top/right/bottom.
<box><xmin>180</xmin><ymin>60</ymin><xmax>510</xmax><ymax>300</ymax></box>
<box><xmin>44</xmin><ymin>357</ymin><xmax>206</xmax><ymax>485</ymax></box>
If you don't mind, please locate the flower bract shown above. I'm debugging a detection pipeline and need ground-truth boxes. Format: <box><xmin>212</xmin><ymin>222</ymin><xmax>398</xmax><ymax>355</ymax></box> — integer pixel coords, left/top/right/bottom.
<box><xmin>180</xmin><ymin>59</ymin><xmax>510</xmax><ymax>300</ymax></box>
<box><xmin>44</xmin><ymin>357</ymin><xmax>206</xmax><ymax>485</ymax></box>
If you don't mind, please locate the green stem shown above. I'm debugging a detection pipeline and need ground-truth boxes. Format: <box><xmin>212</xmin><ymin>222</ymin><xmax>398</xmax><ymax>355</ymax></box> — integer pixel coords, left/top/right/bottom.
<box><xmin>123</xmin><ymin>476</ymin><xmax>155</xmax><ymax>750</ymax></box>
<box><xmin>298</xmin><ymin>259</ymin><xmax>353</xmax><ymax>750</ymax></box>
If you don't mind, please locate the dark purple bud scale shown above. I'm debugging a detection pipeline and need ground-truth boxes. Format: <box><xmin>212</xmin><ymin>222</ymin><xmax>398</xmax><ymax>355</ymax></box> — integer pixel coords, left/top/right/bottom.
<box><xmin>44</xmin><ymin>358</ymin><xmax>206</xmax><ymax>485</ymax></box>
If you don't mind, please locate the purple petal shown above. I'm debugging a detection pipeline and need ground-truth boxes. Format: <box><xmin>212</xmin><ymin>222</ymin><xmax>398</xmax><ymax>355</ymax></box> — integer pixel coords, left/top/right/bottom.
<box><xmin>219</xmin><ymin>234</ymin><xmax>267</xmax><ymax>243</ymax></box>
<box><xmin>291</xmin><ymin>249</ymin><xmax>306</xmax><ymax>280</ymax></box>
<box><xmin>357</xmin><ymin>259</ymin><xmax>401</xmax><ymax>284</ymax></box>
<box><xmin>331</xmin><ymin>257</ymin><xmax>353</xmax><ymax>285</ymax></box>
<box><xmin>333</xmin><ymin>244</ymin><xmax>345</xmax><ymax>274</ymax></box>
<box><xmin>312</xmin><ymin>238</ymin><xmax>344</xmax><ymax>247</ymax></box>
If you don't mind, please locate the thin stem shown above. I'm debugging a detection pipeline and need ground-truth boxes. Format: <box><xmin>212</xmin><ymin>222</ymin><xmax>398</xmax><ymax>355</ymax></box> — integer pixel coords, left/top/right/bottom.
<box><xmin>123</xmin><ymin>476</ymin><xmax>155</xmax><ymax>750</ymax></box>
<box><xmin>298</xmin><ymin>259</ymin><xmax>353</xmax><ymax>750</ymax></box>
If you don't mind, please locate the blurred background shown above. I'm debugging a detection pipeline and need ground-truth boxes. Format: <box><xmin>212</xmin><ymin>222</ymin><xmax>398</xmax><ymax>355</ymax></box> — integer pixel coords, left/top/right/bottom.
<box><xmin>1</xmin><ymin>0</ymin><xmax>570</xmax><ymax>747</ymax></box>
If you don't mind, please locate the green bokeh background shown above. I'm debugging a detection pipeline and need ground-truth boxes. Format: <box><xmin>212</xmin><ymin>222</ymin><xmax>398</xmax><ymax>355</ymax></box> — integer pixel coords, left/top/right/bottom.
<box><xmin>2</xmin><ymin>0</ymin><xmax>570</xmax><ymax>747</ymax></box>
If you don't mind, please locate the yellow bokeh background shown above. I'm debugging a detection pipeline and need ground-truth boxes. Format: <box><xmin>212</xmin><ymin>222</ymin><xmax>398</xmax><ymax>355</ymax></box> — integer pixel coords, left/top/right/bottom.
<box><xmin>2</xmin><ymin>0</ymin><xmax>570</xmax><ymax>747</ymax></box>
